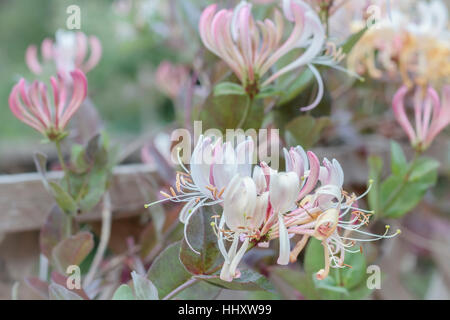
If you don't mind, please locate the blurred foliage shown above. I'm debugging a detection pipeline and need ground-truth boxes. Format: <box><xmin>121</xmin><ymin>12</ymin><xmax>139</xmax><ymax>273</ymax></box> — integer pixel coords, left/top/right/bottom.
<box><xmin>0</xmin><ymin>0</ymin><xmax>190</xmax><ymax>140</ymax></box>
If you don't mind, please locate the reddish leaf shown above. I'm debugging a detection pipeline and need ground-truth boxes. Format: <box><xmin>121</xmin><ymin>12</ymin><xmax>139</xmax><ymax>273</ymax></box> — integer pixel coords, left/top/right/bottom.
<box><xmin>51</xmin><ymin>231</ymin><xmax>94</xmax><ymax>274</ymax></box>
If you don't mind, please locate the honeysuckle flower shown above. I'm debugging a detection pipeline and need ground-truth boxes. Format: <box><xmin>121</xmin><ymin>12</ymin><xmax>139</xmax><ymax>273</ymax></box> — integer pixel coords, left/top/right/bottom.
<box><xmin>8</xmin><ymin>69</ymin><xmax>88</xmax><ymax>141</ymax></box>
<box><xmin>258</xmin><ymin>155</ymin><xmax>399</xmax><ymax>279</ymax></box>
<box><xmin>26</xmin><ymin>30</ymin><xmax>102</xmax><ymax>77</ymax></box>
<box><xmin>392</xmin><ymin>85</ymin><xmax>450</xmax><ymax>151</ymax></box>
<box><xmin>219</xmin><ymin>175</ymin><xmax>265</xmax><ymax>281</ymax></box>
<box><xmin>199</xmin><ymin>0</ymin><xmax>326</xmax><ymax>107</ymax></box>
<box><xmin>268</xmin><ymin>171</ymin><xmax>300</xmax><ymax>264</ymax></box>
<box><xmin>155</xmin><ymin>61</ymin><xmax>190</xmax><ymax>99</ymax></box>
<box><xmin>348</xmin><ymin>0</ymin><xmax>449</xmax><ymax>88</ymax></box>
<box><xmin>145</xmin><ymin>135</ymin><xmax>254</xmax><ymax>253</ymax></box>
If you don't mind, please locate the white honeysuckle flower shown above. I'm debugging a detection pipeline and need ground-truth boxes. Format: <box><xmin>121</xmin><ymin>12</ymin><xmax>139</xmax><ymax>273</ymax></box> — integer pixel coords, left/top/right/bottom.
<box><xmin>269</xmin><ymin>171</ymin><xmax>300</xmax><ymax>265</ymax></box>
<box><xmin>218</xmin><ymin>175</ymin><xmax>269</xmax><ymax>281</ymax></box>
<box><xmin>223</xmin><ymin>175</ymin><xmax>257</xmax><ymax>232</ymax></box>
<box><xmin>145</xmin><ymin>134</ymin><xmax>255</xmax><ymax>254</ymax></box>
<box><xmin>269</xmin><ymin>171</ymin><xmax>300</xmax><ymax>214</ymax></box>
<box><xmin>252</xmin><ymin>165</ymin><xmax>267</xmax><ymax>195</ymax></box>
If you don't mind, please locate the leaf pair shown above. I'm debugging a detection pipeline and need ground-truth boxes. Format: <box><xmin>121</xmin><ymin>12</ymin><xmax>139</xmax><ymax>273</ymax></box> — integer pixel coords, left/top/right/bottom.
<box><xmin>369</xmin><ymin>141</ymin><xmax>439</xmax><ymax>218</ymax></box>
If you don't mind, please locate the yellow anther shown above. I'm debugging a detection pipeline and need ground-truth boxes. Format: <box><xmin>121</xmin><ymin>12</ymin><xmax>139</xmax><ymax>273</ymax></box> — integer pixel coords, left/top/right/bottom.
<box><xmin>396</xmin><ymin>229</ymin><xmax>402</xmax><ymax>234</ymax></box>
<box><xmin>144</xmin><ymin>204</ymin><xmax>150</xmax><ymax>208</ymax></box>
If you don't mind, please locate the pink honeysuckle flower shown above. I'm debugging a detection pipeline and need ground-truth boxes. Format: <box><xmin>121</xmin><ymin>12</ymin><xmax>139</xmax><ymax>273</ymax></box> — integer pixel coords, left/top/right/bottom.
<box><xmin>26</xmin><ymin>30</ymin><xmax>102</xmax><ymax>77</ymax></box>
<box><xmin>199</xmin><ymin>0</ymin><xmax>325</xmax><ymax>107</ymax></box>
<box><xmin>9</xmin><ymin>69</ymin><xmax>88</xmax><ymax>141</ymax></box>
<box><xmin>155</xmin><ymin>61</ymin><xmax>190</xmax><ymax>99</ymax></box>
<box><xmin>392</xmin><ymin>84</ymin><xmax>450</xmax><ymax>151</ymax></box>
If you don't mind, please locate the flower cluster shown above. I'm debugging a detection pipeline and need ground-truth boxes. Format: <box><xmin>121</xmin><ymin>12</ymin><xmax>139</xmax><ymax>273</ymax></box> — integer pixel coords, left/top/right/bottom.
<box><xmin>8</xmin><ymin>70</ymin><xmax>88</xmax><ymax>141</ymax></box>
<box><xmin>199</xmin><ymin>0</ymin><xmax>326</xmax><ymax>108</ymax></box>
<box><xmin>146</xmin><ymin>135</ymin><xmax>400</xmax><ymax>282</ymax></box>
<box><xmin>26</xmin><ymin>30</ymin><xmax>102</xmax><ymax>77</ymax></box>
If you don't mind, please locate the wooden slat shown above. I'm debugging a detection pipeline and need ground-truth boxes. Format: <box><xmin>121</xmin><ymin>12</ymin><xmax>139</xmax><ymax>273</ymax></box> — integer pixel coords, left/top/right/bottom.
<box><xmin>0</xmin><ymin>164</ymin><xmax>156</xmax><ymax>233</ymax></box>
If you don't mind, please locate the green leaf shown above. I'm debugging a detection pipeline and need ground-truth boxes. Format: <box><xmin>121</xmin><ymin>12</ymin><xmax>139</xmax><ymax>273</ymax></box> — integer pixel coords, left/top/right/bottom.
<box><xmin>213</xmin><ymin>82</ymin><xmax>246</xmax><ymax>96</ymax></box>
<box><xmin>390</xmin><ymin>141</ymin><xmax>407</xmax><ymax>176</ymax></box>
<box><xmin>147</xmin><ymin>241</ymin><xmax>192</xmax><ymax>298</ymax></box>
<box><xmin>49</xmin><ymin>182</ymin><xmax>78</xmax><ymax>215</ymax></box>
<box><xmin>197</xmin><ymin>269</ymin><xmax>274</xmax><ymax>292</ymax></box>
<box><xmin>304</xmin><ymin>238</ymin><xmax>369</xmax><ymax>299</ymax></box>
<box><xmin>255</xmin><ymin>86</ymin><xmax>282</xmax><ymax>99</ymax></box>
<box><xmin>48</xmin><ymin>283</ymin><xmax>83</xmax><ymax>300</ymax></box>
<box><xmin>180</xmin><ymin>207</ymin><xmax>223</xmax><ymax>275</ymax></box>
<box><xmin>176</xmin><ymin>281</ymin><xmax>222</xmax><ymax>300</ymax></box>
<box><xmin>304</xmin><ymin>238</ymin><xmax>325</xmax><ymax>277</ymax></box>
<box><xmin>340</xmin><ymin>249</ymin><xmax>367</xmax><ymax>290</ymax></box>
<box><xmin>112</xmin><ymin>284</ymin><xmax>135</xmax><ymax>300</ymax></box>
<box><xmin>131</xmin><ymin>271</ymin><xmax>159</xmax><ymax>300</ymax></box>
<box><xmin>409</xmin><ymin>157</ymin><xmax>440</xmax><ymax>182</ymax></box>
<box><xmin>270</xmin><ymin>267</ymin><xmax>319</xmax><ymax>299</ymax></box>
<box><xmin>380</xmin><ymin>156</ymin><xmax>439</xmax><ymax>218</ymax></box>
<box><xmin>279</xmin><ymin>68</ymin><xmax>314</xmax><ymax>106</ymax></box>
<box><xmin>197</xmin><ymin>93</ymin><xmax>264</xmax><ymax>131</ymax></box>
<box><xmin>368</xmin><ymin>155</ymin><xmax>383</xmax><ymax>214</ymax></box>
<box><xmin>341</xmin><ymin>27</ymin><xmax>367</xmax><ymax>54</ymax></box>
<box><xmin>78</xmin><ymin>167</ymin><xmax>109</xmax><ymax>212</ymax></box>
<box><xmin>285</xmin><ymin>115</ymin><xmax>330</xmax><ymax>149</ymax></box>
<box><xmin>51</xmin><ymin>232</ymin><xmax>94</xmax><ymax>274</ymax></box>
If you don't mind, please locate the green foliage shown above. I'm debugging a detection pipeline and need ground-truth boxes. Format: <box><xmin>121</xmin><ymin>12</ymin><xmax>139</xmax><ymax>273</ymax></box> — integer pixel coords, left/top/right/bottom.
<box><xmin>147</xmin><ymin>241</ymin><xmax>192</xmax><ymax>299</ymax></box>
<box><xmin>271</xmin><ymin>238</ymin><xmax>373</xmax><ymax>300</ymax></box>
<box><xmin>66</xmin><ymin>133</ymin><xmax>116</xmax><ymax>213</ymax></box>
<box><xmin>369</xmin><ymin>141</ymin><xmax>439</xmax><ymax>218</ymax></box>
<box><xmin>213</xmin><ymin>82</ymin><xmax>246</xmax><ymax>96</ymax></box>
<box><xmin>49</xmin><ymin>182</ymin><xmax>78</xmax><ymax>215</ymax></box>
<box><xmin>368</xmin><ymin>155</ymin><xmax>383</xmax><ymax>215</ymax></box>
<box><xmin>197</xmin><ymin>92</ymin><xmax>265</xmax><ymax>131</ymax></box>
<box><xmin>112</xmin><ymin>284</ymin><xmax>135</xmax><ymax>300</ymax></box>
<box><xmin>285</xmin><ymin>115</ymin><xmax>330</xmax><ymax>149</ymax></box>
<box><xmin>131</xmin><ymin>271</ymin><xmax>159</xmax><ymax>300</ymax></box>
<box><xmin>197</xmin><ymin>269</ymin><xmax>275</xmax><ymax>292</ymax></box>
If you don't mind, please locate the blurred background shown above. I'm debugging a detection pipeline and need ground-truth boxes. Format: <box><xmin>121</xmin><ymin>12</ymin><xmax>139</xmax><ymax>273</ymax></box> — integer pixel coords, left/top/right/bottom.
<box><xmin>0</xmin><ymin>0</ymin><xmax>449</xmax><ymax>300</ymax></box>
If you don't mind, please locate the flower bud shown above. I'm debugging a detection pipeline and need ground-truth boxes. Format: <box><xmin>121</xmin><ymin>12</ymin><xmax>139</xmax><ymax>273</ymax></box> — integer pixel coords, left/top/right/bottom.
<box><xmin>223</xmin><ymin>175</ymin><xmax>257</xmax><ymax>232</ymax></box>
<box><xmin>269</xmin><ymin>171</ymin><xmax>300</xmax><ymax>214</ymax></box>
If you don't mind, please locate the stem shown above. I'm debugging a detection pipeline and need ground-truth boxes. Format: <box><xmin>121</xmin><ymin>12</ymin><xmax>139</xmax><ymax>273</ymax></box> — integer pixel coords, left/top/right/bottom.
<box><xmin>55</xmin><ymin>139</ymin><xmax>72</xmax><ymax>196</ymax></box>
<box><xmin>83</xmin><ymin>192</ymin><xmax>112</xmax><ymax>288</ymax></box>
<box><xmin>55</xmin><ymin>139</ymin><xmax>67</xmax><ymax>173</ymax></box>
<box><xmin>162</xmin><ymin>277</ymin><xmax>199</xmax><ymax>300</ymax></box>
<box><xmin>65</xmin><ymin>216</ymin><xmax>72</xmax><ymax>238</ymax></box>
<box><xmin>381</xmin><ymin>151</ymin><xmax>420</xmax><ymax>214</ymax></box>
<box><xmin>237</xmin><ymin>96</ymin><xmax>252</xmax><ymax>129</ymax></box>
